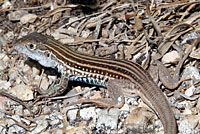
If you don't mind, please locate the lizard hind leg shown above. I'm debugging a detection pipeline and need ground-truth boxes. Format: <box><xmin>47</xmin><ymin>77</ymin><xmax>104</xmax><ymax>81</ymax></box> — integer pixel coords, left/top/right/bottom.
<box><xmin>102</xmin><ymin>79</ymin><xmax>140</xmax><ymax>108</ymax></box>
<box><xmin>114</xmin><ymin>79</ymin><xmax>158</xmax><ymax>114</ymax></box>
<box><xmin>66</xmin><ymin>79</ymin><xmax>128</xmax><ymax>109</ymax></box>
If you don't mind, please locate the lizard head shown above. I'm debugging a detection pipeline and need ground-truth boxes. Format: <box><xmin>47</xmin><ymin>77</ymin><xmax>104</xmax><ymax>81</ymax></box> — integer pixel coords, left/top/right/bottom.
<box><xmin>13</xmin><ymin>32</ymin><xmax>60</xmax><ymax>69</ymax></box>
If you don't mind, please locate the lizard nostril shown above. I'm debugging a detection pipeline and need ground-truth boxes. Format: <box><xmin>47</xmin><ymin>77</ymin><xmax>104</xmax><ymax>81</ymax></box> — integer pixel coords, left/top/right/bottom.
<box><xmin>46</xmin><ymin>53</ymin><xmax>50</xmax><ymax>57</ymax></box>
<box><xmin>44</xmin><ymin>51</ymin><xmax>50</xmax><ymax>57</ymax></box>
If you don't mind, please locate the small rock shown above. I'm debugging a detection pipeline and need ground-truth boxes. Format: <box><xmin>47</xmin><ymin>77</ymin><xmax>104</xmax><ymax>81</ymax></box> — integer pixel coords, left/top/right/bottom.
<box><xmin>7</xmin><ymin>127</ymin><xmax>16</xmax><ymax>134</ymax></box>
<box><xmin>181</xmin><ymin>32</ymin><xmax>199</xmax><ymax>45</ymax></box>
<box><xmin>134</xmin><ymin>16</ymin><xmax>143</xmax><ymax>31</ymax></box>
<box><xmin>52</xmin><ymin>31</ymin><xmax>75</xmax><ymax>44</ymax></box>
<box><xmin>31</xmin><ymin>120</ymin><xmax>49</xmax><ymax>134</ymax></box>
<box><xmin>190</xmin><ymin>47</ymin><xmax>200</xmax><ymax>59</ymax></box>
<box><xmin>120</xmin><ymin>103</ymin><xmax>130</xmax><ymax>111</ymax></box>
<box><xmin>2</xmin><ymin>55</ymin><xmax>9</xmax><ymax>62</ymax></box>
<box><xmin>48</xmin><ymin>75</ymin><xmax>57</xmax><ymax>85</ymax></box>
<box><xmin>15</xmin><ymin>77</ymin><xmax>22</xmax><ymax>84</ymax></box>
<box><xmin>48</xmin><ymin>112</ymin><xmax>63</xmax><ymax>129</ymax></box>
<box><xmin>127</xmin><ymin>97</ymin><xmax>139</xmax><ymax>106</ymax></box>
<box><xmin>5</xmin><ymin>31</ymin><xmax>14</xmax><ymax>42</ymax></box>
<box><xmin>176</xmin><ymin>101</ymin><xmax>189</xmax><ymax>110</ymax></box>
<box><xmin>21</xmin><ymin>118</ymin><xmax>31</xmax><ymax>126</ymax></box>
<box><xmin>20</xmin><ymin>14</ymin><xmax>37</xmax><ymax>24</ymax></box>
<box><xmin>183</xmin><ymin>108</ymin><xmax>192</xmax><ymax>115</ymax></box>
<box><xmin>49</xmin><ymin>111</ymin><xmax>63</xmax><ymax>120</ymax></box>
<box><xmin>179</xmin><ymin>119</ymin><xmax>195</xmax><ymax>134</ymax></box>
<box><xmin>0</xmin><ymin>96</ymin><xmax>7</xmax><ymax>109</ymax></box>
<box><xmin>1</xmin><ymin>0</ymin><xmax>12</xmax><ymax>9</ymax></box>
<box><xmin>73</xmin><ymin>127</ymin><xmax>90</xmax><ymax>134</ymax></box>
<box><xmin>49</xmin><ymin>119</ymin><xmax>60</xmax><ymax>128</ymax></box>
<box><xmin>125</xmin><ymin>107</ymin><xmax>153</xmax><ymax>126</ymax></box>
<box><xmin>32</xmin><ymin>67</ymin><xmax>40</xmax><ymax>77</ymax></box>
<box><xmin>60</xmin><ymin>38</ymin><xmax>74</xmax><ymax>44</ymax></box>
<box><xmin>80</xmin><ymin>107</ymin><xmax>96</xmax><ymax>121</ymax></box>
<box><xmin>6</xmin><ymin>117</ymin><xmax>15</xmax><ymax>127</ymax></box>
<box><xmin>8</xmin><ymin>67</ymin><xmax>18</xmax><ymax>80</ymax></box>
<box><xmin>49</xmin><ymin>128</ymin><xmax>63</xmax><ymax>134</ymax></box>
<box><xmin>8</xmin><ymin>10</ymin><xmax>28</xmax><ymax>21</ymax></box>
<box><xmin>90</xmin><ymin>91</ymin><xmax>102</xmax><ymax>99</ymax></box>
<box><xmin>101</xmin><ymin>29</ymin><xmax>109</xmax><ymax>38</ymax></box>
<box><xmin>81</xmin><ymin>30</ymin><xmax>91</xmax><ymax>38</ymax></box>
<box><xmin>22</xmin><ymin>64</ymin><xmax>32</xmax><ymax>75</ymax></box>
<box><xmin>95</xmin><ymin>45</ymin><xmax>118</xmax><ymax>57</ymax></box>
<box><xmin>0</xmin><ymin>53</ymin><xmax>6</xmax><ymax>60</ymax></box>
<box><xmin>108</xmin><ymin>108</ymin><xmax>121</xmax><ymax>116</ymax></box>
<box><xmin>67</xmin><ymin>108</ymin><xmax>79</xmax><ymax>122</ymax></box>
<box><xmin>63</xmin><ymin>89</ymin><xmax>79</xmax><ymax>105</ymax></box>
<box><xmin>197</xmin><ymin>97</ymin><xmax>200</xmax><ymax>110</ymax></box>
<box><xmin>32</xmin><ymin>75</ymin><xmax>40</xmax><ymax>86</ymax></box>
<box><xmin>56</xmin><ymin>0</ymin><xmax>63</xmax><ymax>5</ymax></box>
<box><xmin>7</xmin><ymin>125</ymin><xmax>26</xmax><ymax>134</ymax></box>
<box><xmin>185</xmin><ymin>86</ymin><xmax>195</xmax><ymax>97</ymax></box>
<box><xmin>56</xmin><ymin>112</ymin><xmax>64</xmax><ymax>120</ymax></box>
<box><xmin>40</xmin><ymin>132</ymin><xmax>51</xmax><ymax>134</ymax></box>
<box><xmin>161</xmin><ymin>50</ymin><xmax>180</xmax><ymax>64</ymax></box>
<box><xmin>0</xmin><ymin>36</ymin><xmax>7</xmax><ymax>47</ymax></box>
<box><xmin>96</xmin><ymin>108</ymin><xmax>120</xmax><ymax>130</ymax></box>
<box><xmin>185</xmin><ymin>115</ymin><xmax>199</xmax><ymax>129</ymax></box>
<box><xmin>65</xmin><ymin>126</ymin><xmax>91</xmax><ymax>134</ymax></box>
<box><xmin>7</xmin><ymin>115</ymin><xmax>26</xmax><ymax>133</ymax></box>
<box><xmin>182</xmin><ymin>66</ymin><xmax>200</xmax><ymax>80</ymax></box>
<box><xmin>154</xmin><ymin>120</ymin><xmax>164</xmax><ymax>133</ymax></box>
<box><xmin>12</xmin><ymin>115</ymin><xmax>21</xmax><ymax>123</ymax></box>
<box><xmin>15</xmin><ymin>105</ymin><xmax>23</xmax><ymax>115</ymax></box>
<box><xmin>67</xmin><ymin>27</ymin><xmax>77</xmax><ymax>35</ymax></box>
<box><xmin>0</xmin><ymin>125</ymin><xmax>6</xmax><ymax>134</ymax></box>
<box><xmin>0</xmin><ymin>61</ymin><xmax>7</xmax><ymax>71</ymax></box>
<box><xmin>181</xmin><ymin>66</ymin><xmax>200</xmax><ymax>86</ymax></box>
<box><xmin>10</xmin><ymin>83</ymin><xmax>34</xmax><ymax>100</ymax></box>
<box><xmin>0</xmin><ymin>80</ymin><xmax>11</xmax><ymax>90</ymax></box>
<box><xmin>42</xmin><ymin>105</ymin><xmax>51</xmax><ymax>115</ymax></box>
<box><xmin>52</xmin><ymin>30</ymin><xmax>73</xmax><ymax>39</ymax></box>
<box><xmin>40</xmin><ymin>77</ymin><xmax>50</xmax><ymax>91</ymax></box>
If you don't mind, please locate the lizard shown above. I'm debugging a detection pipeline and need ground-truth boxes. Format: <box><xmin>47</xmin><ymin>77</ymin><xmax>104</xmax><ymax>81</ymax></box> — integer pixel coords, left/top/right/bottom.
<box><xmin>13</xmin><ymin>32</ymin><xmax>179</xmax><ymax>134</ymax></box>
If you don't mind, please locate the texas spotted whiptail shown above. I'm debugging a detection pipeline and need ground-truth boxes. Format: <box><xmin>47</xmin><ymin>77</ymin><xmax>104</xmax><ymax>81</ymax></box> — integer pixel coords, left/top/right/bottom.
<box><xmin>14</xmin><ymin>32</ymin><xmax>178</xmax><ymax>134</ymax></box>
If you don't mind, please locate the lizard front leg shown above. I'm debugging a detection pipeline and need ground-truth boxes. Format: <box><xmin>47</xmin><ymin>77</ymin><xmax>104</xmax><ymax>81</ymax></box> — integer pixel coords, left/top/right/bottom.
<box><xmin>37</xmin><ymin>73</ymin><xmax>69</xmax><ymax>97</ymax></box>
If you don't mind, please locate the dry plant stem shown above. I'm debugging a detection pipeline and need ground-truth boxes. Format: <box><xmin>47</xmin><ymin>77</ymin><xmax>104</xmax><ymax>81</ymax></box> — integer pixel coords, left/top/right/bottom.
<box><xmin>0</xmin><ymin>91</ymin><xmax>34</xmax><ymax>115</ymax></box>
<box><xmin>152</xmin><ymin>0</ymin><xmax>191</xmax><ymax>10</ymax></box>
<box><xmin>155</xmin><ymin>26</ymin><xmax>194</xmax><ymax>60</ymax></box>
<box><xmin>0</xmin><ymin>3</ymin><xmax>51</xmax><ymax>12</ymax></box>
<box><xmin>179</xmin><ymin>3</ymin><xmax>196</xmax><ymax>21</ymax></box>
<box><xmin>179</xmin><ymin>93</ymin><xmax>200</xmax><ymax>101</ymax></box>
<box><xmin>157</xmin><ymin>38</ymin><xmax>199</xmax><ymax>89</ymax></box>
<box><xmin>50</xmin><ymin>87</ymin><xmax>96</xmax><ymax>100</ymax></box>
<box><xmin>146</xmin><ymin>4</ymin><xmax>162</xmax><ymax>37</ymax></box>
<box><xmin>60</xmin><ymin>12</ymin><xmax>102</xmax><ymax>29</ymax></box>
<box><xmin>5</xmin><ymin>116</ymin><xmax>36</xmax><ymax>131</ymax></box>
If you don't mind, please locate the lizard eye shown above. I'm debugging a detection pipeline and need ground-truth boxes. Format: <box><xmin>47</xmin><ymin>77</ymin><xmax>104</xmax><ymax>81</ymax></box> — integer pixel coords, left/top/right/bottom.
<box><xmin>28</xmin><ymin>44</ymin><xmax>36</xmax><ymax>50</ymax></box>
